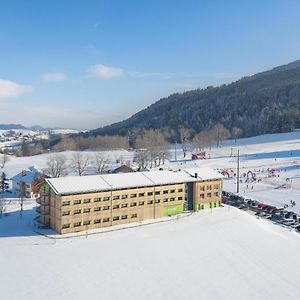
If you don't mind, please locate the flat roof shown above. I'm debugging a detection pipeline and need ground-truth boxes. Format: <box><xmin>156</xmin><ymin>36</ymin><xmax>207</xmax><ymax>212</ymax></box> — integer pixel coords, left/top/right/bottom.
<box><xmin>46</xmin><ymin>168</ymin><xmax>223</xmax><ymax>195</ymax></box>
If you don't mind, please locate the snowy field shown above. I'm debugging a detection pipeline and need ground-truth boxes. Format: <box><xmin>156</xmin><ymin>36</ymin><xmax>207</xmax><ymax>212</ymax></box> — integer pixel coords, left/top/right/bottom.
<box><xmin>1</xmin><ymin>131</ymin><xmax>300</xmax><ymax>299</ymax></box>
<box><xmin>166</xmin><ymin>130</ymin><xmax>300</xmax><ymax>214</ymax></box>
<box><xmin>0</xmin><ymin>205</ymin><xmax>300</xmax><ymax>300</ymax></box>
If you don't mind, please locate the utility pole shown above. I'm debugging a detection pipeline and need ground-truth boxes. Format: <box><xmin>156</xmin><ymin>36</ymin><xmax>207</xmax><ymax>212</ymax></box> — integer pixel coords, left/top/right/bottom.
<box><xmin>175</xmin><ymin>140</ymin><xmax>177</xmax><ymax>161</ymax></box>
<box><xmin>237</xmin><ymin>149</ymin><xmax>240</xmax><ymax>194</ymax></box>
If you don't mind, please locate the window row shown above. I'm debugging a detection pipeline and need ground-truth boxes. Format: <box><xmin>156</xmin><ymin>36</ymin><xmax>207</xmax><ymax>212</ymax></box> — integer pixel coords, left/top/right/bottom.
<box><xmin>199</xmin><ymin>184</ymin><xmax>220</xmax><ymax>191</ymax></box>
<box><xmin>62</xmin><ymin>196</ymin><xmax>183</xmax><ymax>210</ymax></box>
<box><xmin>61</xmin><ymin>189</ymin><xmax>184</xmax><ymax>206</ymax></box>
<box><xmin>199</xmin><ymin>192</ymin><xmax>219</xmax><ymax>199</ymax></box>
<box><xmin>62</xmin><ymin>214</ymin><xmax>138</xmax><ymax>229</ymax></box>
<box><xmin>62</xmin><ymin>197</ymin><xmax>184</xmax><ymax>216</ymax></box>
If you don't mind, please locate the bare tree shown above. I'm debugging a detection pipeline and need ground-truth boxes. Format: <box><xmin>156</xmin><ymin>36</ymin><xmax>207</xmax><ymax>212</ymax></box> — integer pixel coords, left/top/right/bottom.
<box><xmin>94</xmin><ymin>153</ymin><xmax>109</xmax><ymax>174</ymax></box>
<box><xmin>135</xmin><ymin>129</ymin><xmax>170</xmax><ymax>168</ymax></box>
<box><xmin>44</xmin><ymin>154</ymin><xmax>68</xmax><ymax>178</ymax></box>
<box><xmin>212</xmin><ymin>123</ymin><xmax>231</xmax><ymax>148</ymax></box>
<box><xmin>134</xmin><ymin>149</ymin><xmax>150</xmax><ymax>170</ymax></box>
<box><xmin>178</xmin><ymin>127</ymin><xmax>191</xmax><ymax>158</ymax></box>
<box><xmin>70</xmin><ymin>152</ymin><xmax>90</xmax><ymax>176</ymax></box>
<box><xmin>0</xmin><ymin>153</ymin><xmax>9</xmax><ymax>168</ymax></box>
<box><xmin>231</xmin><ymin>127</ymin><xmax>242</xmax><ymax>143</ymax></box>
<box><xmin>18</xmin><ymin>181</ymin><xmax>26</xmax><ymax>215</ymax></box>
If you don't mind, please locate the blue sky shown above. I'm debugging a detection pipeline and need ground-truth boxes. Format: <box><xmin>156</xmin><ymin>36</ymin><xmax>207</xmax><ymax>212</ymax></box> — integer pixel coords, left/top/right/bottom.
<box><xmin>0</xmin><ymin>0</ymin><xmax>300</xmax><ymax>129</ymax></box>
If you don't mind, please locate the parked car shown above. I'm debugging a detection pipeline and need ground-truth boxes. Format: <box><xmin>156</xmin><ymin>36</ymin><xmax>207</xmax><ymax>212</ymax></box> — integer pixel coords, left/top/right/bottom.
<box><xmin>265</xmin><ymin>214</ymin><xmax>272</xmax><ymax>220</ymax></box>
<box><xmin>258</xmin><ymin>203</ymin><xmax>267</xmax><ymax>209</ymax></box>
<box><xmin>266</xmin><ymin>206</ymin><xmax>277</xmax><ymax>213</ymax></box>
<box><xmin>281</xmin><ymin>219</ymin><xmax>295</xmax><ymax>226</ymax></box>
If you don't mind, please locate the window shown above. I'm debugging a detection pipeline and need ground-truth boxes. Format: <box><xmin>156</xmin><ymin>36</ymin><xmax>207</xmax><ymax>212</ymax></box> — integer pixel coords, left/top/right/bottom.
<box><xmin>131</xmin><ymin>213</ymin><xmax>137</xmax><ymax>218</ymax></box>
<box><xmin>103</xmin><ymin>218</ymin><xmax>110</xmax><ymax>223</ymax></box>
<box><xmin>94</xmin><ymin>197</ymin><xmax>101</xmax><ymax>202</ymax></box>
<box><xmin>214</xmin><ymin>202</ymin><xmax>217</xmax><ymax>207</ymax></box>
<box><xmin>130</xmin><ymin>202</ymin><xmax>137</xmax><ymax>207</ymax></box>
<box><xmin>200</xmin><ymin>186</ymin><xmax>205</xmax><ymax>191</ymax></box>
<box><xmin>200</xmin><ymin>193</ymin><xmax>205</xmax><ymax>199</ymax></box>
<box><xmin>74</xmin><ymin>199</ymin><xmax>81</xmax><ymax>205</ymax></box>
<box><xmin>163</xmin><ymin>190</ymin><xmax>168</xmax><ymax>194</ymax></box>
<box><xmin>138</xmin><ymin>193</ymin><xmax>145</xmax><ymax>197</ymax></box>
<box><xmin>170</xmin><ymin>198</ymin><xmax>175</xmax><ymax>202</ymax></box>
<box><xmin>130</xmin><ymin>193</ymin><xmax>137</xmax><ymax>198</ymax></box>
<box><xmin>83</xmin><ymin>208</ymin><xmax>91</xmax><ymax>213</ymax></box>
<box><xmin>147</xmin><ymin>200</ymin><xmax>153</xmax><ymax>205</ymax></box>
<box><xmin>170</xmin><ymin>189</ymin><xmax>175</xmax><ymax>193</ymax></box>
<box><xmin>214</xmin><ymin>185</ymin><xmax>219</xmax><ymax>190</ymax></box>
<box><xmin>214</xmin><ymin>192</ymin><xmax>219</xmax><ymax>197</ymax></box>
<box><xmin>103</xmin><ymin>206</ymin><xmax>110</xmax><ymax>210</ymax></box>
<box><xmin>62</xmin><ymin>201</ymin><xmax>70</xmax><ymax>206</ymax></box>
<box><xmin>178</xmin><ymin>197</ymin><xmax>183</xmax><ymax>201</ymax></box>
<box><xmin>155</xmin><ymin>191</ymin><xmax>160</xmax><ymax>195</ymax></box>
<box><xmin>94</xmin><ymin>207</ymin><xmax>101</xmax><ymax>212</ymax></box>
<box><xmin>207</xmin><ymin>193</ymin><xmax>212</xmax><ymax>198</ymax></box>
<box><xmin>113</xmin><ymin>204</ymin><xmax>120</xmax><ymax>209</ymax></box>
<box><xmin>62</xmin><ymin>224</ymin><xmax>70</xmax><ymax>229</ymax></box>
<box><xmin>74</xmin><ymin>209</ymin><xmax>81</xmax><ymax>215</ymax></box>
<box><xmin>178</xmin><ymin>188</ymin><xmax>183</xmax><ymax>193</ymax></box>
<box><xmin>83</xmin><ymin>220</ymin><xmax>91</xmax><ymax>225</ymax></box>
<box><xmin>94</xmin><ymin>219</ymin><xmax>101</xmax><ymax>224</ymax></box>
<box><xmin>163</xmin><ymin>198</ymin><xmax>168</xmax><ymax>203</ymax></box>
<box><xmin>83</xmin><ymin>199</ymin><xmax>91</xmax><ymax>203</ymax></box>
<box><xmin>74</xmin><ymin>221</ymin><xmax>81</xmax><ymax>227</ymax></box>
<box><xmin>121</xmin><ymin>194</ymin><xmax>128</xmax><ymax>199</ymax></box>
<box><xmin>113</xmin><ymin>216</ymin><xmax>120</xmax><ymax>221</ymax></box>
<box><xmin>103</xmin><ymin>196</ymin><xmax>110</xmax><ymax>201</ymax></box>
<box><xmin>113</xmin><ymin>195</ymin><xmax>120</xmax><ymax>200</ymax></box>
<box><xmin>147</xmin><ymin>192</ymin><xmax>153</xmax><ymax>196</ymax></box>
<box><xmin>121</xmin><ymin>215</ymin><xmax>128</xmax><ymax>220</ymax></box>
<box><xmin>121</xmin><ymin>203</ymin><xmax>128</xmax><ymax>208</ymax></box>
<box><xmin>207</xmin><ymin>185</ymin><xmax>212</xmax><ymax>191</ymax></box>
<box><xmin>155</xmin><ymin>199</ymin><xmax>161</xmax><ymax>203</ymax></box>
<box><xmin>62</xmin><ymin>211</ymin><xmax>70</xmax><ymax>216</ymax></box>
<box><xmin>139</xmin><ymin>201</ymin><xmax>145</xmax><ymax>206</ymax></box>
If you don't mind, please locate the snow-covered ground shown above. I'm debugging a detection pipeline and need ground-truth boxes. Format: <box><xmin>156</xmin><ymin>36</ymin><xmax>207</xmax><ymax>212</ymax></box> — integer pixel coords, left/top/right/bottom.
<box><xmin>1</xmin><ymin>131</ymin><xmax>300</xmax><ymax>299</ymax></box>
<box><xmin>1</xmin><ymin>149</ymin><xmax>134</xmax><ymax>179</ymax></box>
<box><xmin>0</xmin><ymin>204</ymin><xmax>300</xmax><ymax>300</ymax></box>
<box><xmin>166</xmin><ymin>131</ymin><xmax>300</xmax><ymax>213</ymax></box>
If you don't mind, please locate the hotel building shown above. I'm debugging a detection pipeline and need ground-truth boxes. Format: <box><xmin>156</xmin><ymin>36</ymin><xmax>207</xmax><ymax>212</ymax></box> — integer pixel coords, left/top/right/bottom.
<box><xmin>37</xmin><ymin>168</ymin><xmax>223</xmax><ymax>234</ymax></box>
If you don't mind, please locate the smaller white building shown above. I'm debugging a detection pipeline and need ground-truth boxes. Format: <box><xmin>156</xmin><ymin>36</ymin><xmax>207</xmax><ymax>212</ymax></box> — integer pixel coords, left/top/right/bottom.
<box><xmin>11</xmin><ymin>166</ymin><xmax>42</xmax><ymax>199</ymax></box>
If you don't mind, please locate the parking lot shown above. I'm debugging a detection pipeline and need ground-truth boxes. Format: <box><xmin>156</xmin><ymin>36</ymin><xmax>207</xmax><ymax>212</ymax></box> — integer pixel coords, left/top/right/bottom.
<box><xmin>222</xmin><ymin>191</ymin><xmax>300</xmax><ymax>232</ymax></box>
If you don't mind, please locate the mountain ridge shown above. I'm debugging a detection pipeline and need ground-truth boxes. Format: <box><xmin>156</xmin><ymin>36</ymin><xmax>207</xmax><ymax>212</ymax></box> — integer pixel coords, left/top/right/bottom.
<box><xmin>89</xmin><ymin>59</ymin><xmax>300</xmax><ymax>139</ymax></box>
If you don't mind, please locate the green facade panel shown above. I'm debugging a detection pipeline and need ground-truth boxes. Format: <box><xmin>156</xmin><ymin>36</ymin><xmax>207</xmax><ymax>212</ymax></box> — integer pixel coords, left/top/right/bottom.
<box><xmin>163</xmin><ymin>204</ymin><xmax>184</xmax><ymax>216</ymax></box>
<box><xmin>197</xmin><ymin>201</ymin><xmax>221</xmax><ymax>211</ymax></box>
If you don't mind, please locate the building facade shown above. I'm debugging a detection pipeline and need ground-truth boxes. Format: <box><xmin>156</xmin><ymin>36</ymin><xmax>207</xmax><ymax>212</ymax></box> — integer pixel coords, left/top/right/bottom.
<box><xmin>11</xmin><ymin>166</ymin><xmax>42</xmax><ymax>199</ymax></box>
<box><xmin>37</xmin><ymin>168</ymin><xmax>223</xmax><ymax>234</ymax></box>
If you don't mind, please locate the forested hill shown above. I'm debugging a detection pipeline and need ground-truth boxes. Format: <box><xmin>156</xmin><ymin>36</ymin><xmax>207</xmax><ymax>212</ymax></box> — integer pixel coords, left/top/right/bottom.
<box><xmin>90</xmin><ymin>60</ymin><xmax>300</xmax><ymax>139</ymax></box>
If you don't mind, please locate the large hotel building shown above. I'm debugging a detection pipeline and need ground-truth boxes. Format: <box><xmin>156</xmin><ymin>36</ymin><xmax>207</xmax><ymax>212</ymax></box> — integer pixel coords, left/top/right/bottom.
<box><xmin>37</xmin><ymin>168</ymin><xmax>223</xmax><ymax>234</ymax></box>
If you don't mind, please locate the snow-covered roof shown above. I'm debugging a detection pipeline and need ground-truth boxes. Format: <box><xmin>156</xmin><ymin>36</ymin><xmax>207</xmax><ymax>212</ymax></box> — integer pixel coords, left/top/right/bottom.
<box><xmin>46</xmin><ymin>168</ymin><xmax>224</xmax><ymax>195</ymax></box>
<box><xmin>10</xmin><ymin>167</ymin><xmax>41</xmax><ymax>184</ymax></box>
<box><xmin>183</xmin><ymin>167</ymin><xmax>224</xmax><ymax>181</ymax></box>
<box><xmin>46</xmin><ymin>175</ymin><xmax>111</xmax><ymax>195</ymax></box>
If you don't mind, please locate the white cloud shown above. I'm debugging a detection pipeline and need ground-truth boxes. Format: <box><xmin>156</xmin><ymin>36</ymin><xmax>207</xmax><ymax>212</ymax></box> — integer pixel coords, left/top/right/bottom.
<box><xmin>0</xmin><ymin>79</ymin><xmax>33</xmax><ymax>99</ymax></box>
<box><xmin>42</xmin><ymin>72</ymin><xmax>67</xmax><ymax>81</ymax></box>
<box><xmin>88</xmin><ymin>64</ymin><xmax>124</xmax><ymax>79</ymax></box>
